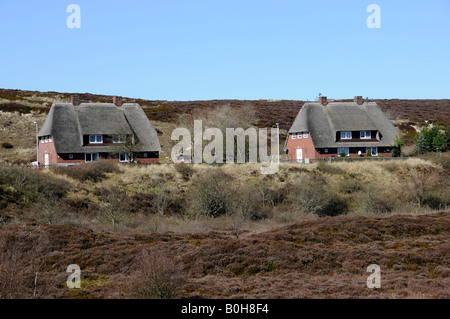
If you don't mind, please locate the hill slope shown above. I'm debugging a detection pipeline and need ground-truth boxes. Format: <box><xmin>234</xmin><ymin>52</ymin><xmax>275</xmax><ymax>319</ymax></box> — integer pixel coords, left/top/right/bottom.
<box><xmin>1</xmin><ymin>212</ymin><xmax>448</xmax><ymax>299</ymax></box>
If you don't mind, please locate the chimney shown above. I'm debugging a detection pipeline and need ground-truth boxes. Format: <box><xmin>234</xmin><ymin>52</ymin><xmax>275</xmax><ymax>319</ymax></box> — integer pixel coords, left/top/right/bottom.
<box><xmin>71</xmin><ymin>95</ymin><xmax>80</xmax><ymax>106</ymax></box>
<box><xmin>354</xmin><ymin>96</ymin><xmax>363</xmax><ymax>105</ymax></box>
<box><xmin>319</xmin><ymin>96</ymin><xmax>328</xmax><ymax>106</ymax></box>
<box><xmin>113</xmin><ymin>96</ymin><xmax>123</xmax><ymax>106</ymax></box>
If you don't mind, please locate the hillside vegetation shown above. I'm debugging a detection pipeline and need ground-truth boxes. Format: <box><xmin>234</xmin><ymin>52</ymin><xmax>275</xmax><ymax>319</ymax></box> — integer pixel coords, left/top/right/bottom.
<box><xmin>0</xmin><ymin>88</ymin><xmax>449</xmax><ymax>299</ymax></box>
<box><xmin>0</xmin><ymin>211</ymin><xmax>448</xmax><ymax>299</ymax></box>
<box><xmin>1</xmin><ymin>88</ymin><xmax>450</xmax><ymax>164</ymax></box>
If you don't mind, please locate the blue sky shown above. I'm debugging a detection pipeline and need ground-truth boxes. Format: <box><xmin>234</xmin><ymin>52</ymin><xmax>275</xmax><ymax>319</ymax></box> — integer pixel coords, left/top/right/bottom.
<box><xmin>0</xmin><ymin>0</ymin><xmax>449</xmax><ymax>100</ymax></box>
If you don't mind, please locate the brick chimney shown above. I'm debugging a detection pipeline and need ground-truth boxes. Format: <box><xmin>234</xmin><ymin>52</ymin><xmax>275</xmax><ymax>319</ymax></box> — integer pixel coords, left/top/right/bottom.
<box><xmin>71</xmin><ymin>95</ymin><xmax>80</xmax><ymax>106</ymax></box>
<box><xmin>319</xmin><ymin>96</ymin><xmax>328</xmax><ymax>106</ymax></box>
<box><xmin>113</xmin><ymin>96</ymin><xmax>123</xmax><ymax>106</ymax></box>
<box><xmin>354</xmin><ymin>96</ymin><xmax>363</xmax><ymax>105</ymax></box>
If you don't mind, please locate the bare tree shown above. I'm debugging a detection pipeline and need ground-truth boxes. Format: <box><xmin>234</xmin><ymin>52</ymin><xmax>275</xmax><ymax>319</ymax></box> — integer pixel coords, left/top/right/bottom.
<box><xmin>110</xmin><ymin>127</ymin><xmax>141</xmax><ymax>164</ymax></box>
<box><xmin>133</xmin><ymin>248</ymin><xmax>184</xmax><ymax>299</ymax></box>
<box><xmin>98</xmin><ymin>187</ymin><xmax>127</xmax><ymax>226</ymax></box>
<box><xmin>151</xmin><ymin>186</ymin><xmax>170</xmax><ymax>216</ymax></box>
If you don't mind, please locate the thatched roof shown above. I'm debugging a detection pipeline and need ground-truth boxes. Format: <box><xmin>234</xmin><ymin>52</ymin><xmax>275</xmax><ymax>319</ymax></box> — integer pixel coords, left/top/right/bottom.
<box><xmin>288</xmin><ymin>102</ymin><xmax>398</xmax><ymax>148</ymax></box>
<box><xmin>38</xmin><ymin>103</ymin><xmax>161</xmax><ymax>153</ymax></box>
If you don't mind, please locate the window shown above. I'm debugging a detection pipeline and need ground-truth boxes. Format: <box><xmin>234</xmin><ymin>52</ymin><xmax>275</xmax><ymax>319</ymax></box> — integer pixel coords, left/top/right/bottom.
<box><xmin>303</xmin><ymin>132</ymin><xmax>308</xmax><ymax>138</ymax></box>
<box><xmin>360</xmin><ymin>131</ymin><xmax>371</xmax><ymax>139</ymax></box>
<box><xmin>89</xmin><ymin>135</ymin><xmax>103</xmax><ymax>144</ymax></box>
<box><xmin>324</xmin><ymin>149</ymin><xmax>328</xmax><ymax>153</ymax></box>
<box><xmin>44</xmin><ymin>136</ymin><xmax>48</xmax><ymax>143</ymax></box>
<box><xmin>112</xmin><ymin>136</ymin><xmax>121</xmax><ymax>143</ymax></box>
<box><xmin>341</xmin><ymin>131</ymin><xmax>352</xmax><ymax>139</ymax></box>
<box><xmin>143</xmin><ymin>153</ymin><xmax>148</xmax><ymax>158</ymax></box>
<box><xmin>119</xmin><ymin>153</ymin><xmax>129</xmax><ymax>163</ymax></box>
<box><xmin>366</xmin><ymin>147</ymin><xmax>378</xmax><ymax>156</ymax></box>
<box><xmin>69</xmin><ymin>154</ymin><xmax>73</xmax><ymax>159</ymax></box>
<box><xmin>49</xmin><ymin>136</ymin><xmax>53</xmax><ymax>143</ymax></box>
<box><xmin>338</xmin><ymin>148</ymin><xmax>350</xmax><ymax>157</ymax></box>
<box><xmin>292</xmin><ymin>134</ymin><xmax>296</xmax><ymax>140</ymax></box>
<box><xmin>297</xmin><ymin>133</ymin><xmax>302</xmax><ymax>139</ymax></box>
<box><xmin>85</xmin><ymin>153</ymin><xmax>99</xmax><ymax>162</ymax></box>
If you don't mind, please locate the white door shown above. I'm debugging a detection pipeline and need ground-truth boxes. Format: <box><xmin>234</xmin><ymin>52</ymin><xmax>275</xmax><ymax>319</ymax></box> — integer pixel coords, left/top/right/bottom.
<box><xmin>296</xmin><ymin>148</ymin><xmax>303</xmax><ymax>163</ymax></box>
<box><xmin>44</xmin><ymin>154</ymin><xmax>49</xmax><ymax>167</ymax></box>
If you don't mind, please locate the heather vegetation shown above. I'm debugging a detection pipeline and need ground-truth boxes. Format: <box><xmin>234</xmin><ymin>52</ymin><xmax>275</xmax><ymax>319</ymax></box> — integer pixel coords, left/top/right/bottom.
<box><xmin>0</xmin><ymin>89</ymin><xmax>449</xmax><ymax>299</ymax></box>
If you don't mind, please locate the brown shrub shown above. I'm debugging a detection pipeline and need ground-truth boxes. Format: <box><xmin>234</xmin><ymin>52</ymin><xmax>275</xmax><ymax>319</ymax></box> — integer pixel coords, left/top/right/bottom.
<box><xmin>174</xmin><ymin>163</ymin><xmax>195</xmax><ymax>181</ymax></box>
<box><xmin>52</xmin><ymin>161</ymin><xmax>121</xmax><ymax>183</ymax></box>
<box><xmin>131</xmin><ymin>248</ymin><xmax>185</xmax><ymax>299</ymax></box>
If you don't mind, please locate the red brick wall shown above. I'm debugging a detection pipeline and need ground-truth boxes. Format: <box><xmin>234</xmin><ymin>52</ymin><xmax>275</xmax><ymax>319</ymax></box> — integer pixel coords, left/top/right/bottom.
<box><xmin>285</xmin><ymin>133</ymin><xmax>319</xmax><ymax>161</ymax></box>
<box><xmin>285</xmin><ymin>134</ymin><xmax>393</xmax><ymax>161</ymax></box>
<box><xmin>38</xmin><ymin>137</ymin><xmax>58</xmax><ymax>166</ymax></box>
<box><xmin>38</xmin><ymin>138</ymin><xmax>159</xmax><ymax>166</ymax></box>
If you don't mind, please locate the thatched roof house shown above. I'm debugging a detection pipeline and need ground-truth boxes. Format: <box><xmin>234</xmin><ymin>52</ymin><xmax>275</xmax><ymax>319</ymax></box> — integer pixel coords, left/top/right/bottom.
<box><xmin>38</xmin><ymin>96</ymin><xmax>161</xmax><ymax>166</ymax></box>
<box><xmin>285</xmin><ymin>96</ymin><xmax>398</xmax><ymax>162</ymax></box>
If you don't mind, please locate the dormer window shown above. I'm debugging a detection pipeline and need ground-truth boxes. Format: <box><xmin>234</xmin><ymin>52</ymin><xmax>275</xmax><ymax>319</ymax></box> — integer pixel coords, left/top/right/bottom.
<box><xmin>297</xmin><ymin>133</ymin><xmax>302</xmax><ymax>139</ymax></box>
<box><xmin>292</xmin><ymin>134</ymin><xmax>296</xmax><ymax>140</ymax></box>
<box><xmin>303</xmin><ymin>132</ymin><xmax>308</xmax><ymax>138</ymax></box>
<box><xmin>341</xmin><ymin>131</ymin><xmax>352</xmax><ymax>139</ymax></box>
<box><xmin>360</xmin><ymin>131</ymin><xmax>371</xmax><ymax>139</ymax></box>
<box><xmin>112</xmin><ymin>136</ymin><xmax>122</xmax><ymax>143</ymax></box>
<box><xmin>89</xmin><ymin>135</ymin><xmax>103</xmax><ymax>144</ymax></box>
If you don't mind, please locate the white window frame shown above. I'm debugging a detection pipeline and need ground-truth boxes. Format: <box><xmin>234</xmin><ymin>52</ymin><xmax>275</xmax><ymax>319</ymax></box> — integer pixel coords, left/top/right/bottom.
<box><xmin>143</xmin><ymin>153</ymin><xmax>148</xmax><ymax>158</ymax></box>
<box><xmin>69</xmin><ymin>154</ymin><xmax>73</xmax><ymax>159</ymax></box>
<box><xmin>112</xmin><ymin>136</ymin><xmax>122</xmax><ymax>143</ymax></box>
<box><xmin>119</xmin><ymin>153</ymin><xmax>129</xmax><ymax>163</ymax></box>
<box><xmin>360</xmin><ymin>131</ymin><xmax>371</xmax><ymax>139</ymax></box>
<box><xmin>49</xmin><ymin>136</ymin><xmax>53</xmax><ymax>143</ymax></box>
<box><xmin>338</xmin><ymin>147</ymin><xmax>350</xmax><ymax>157</ymax></box>
<box><xmin>366</xmin><ymin>147</ymin><xmax>378</xmax><ymax>156</ymax></box>
<box><xmin>341</xmin><ymin>131</ymin><xmax>352</xmax><ymax>139</ymax></box>
<box><xmin>324</xmin><ymin>149</ymin><xmax>328</xmax><ymax>153</ymax></box>
<box><xmin>292</xmin><ymin>134</ymin><xmax>296</xmax><ymax>140</ymax></box>
<box><xmin>85</xmin><ymin>153</ymin><xmax>99</xmax><ymax>162</ymax></box>
<box><xmin>303</xmin><ymin>132</ymin><xmax>308</xmax><ymax>138</ymax></box>
<box><xmin>297</xmin><ymin>133</ymin><xmax>302</xmax><ymax>139</ymax></box>
<box><xmin>89</xmin><ymin>135</ymin><xmax>103</xmax><ymax>144</ymax></box>
<box><xmin>44</xmin><ymin>136</ymin><xmax>48</xmax><ymax>143</ymax></box>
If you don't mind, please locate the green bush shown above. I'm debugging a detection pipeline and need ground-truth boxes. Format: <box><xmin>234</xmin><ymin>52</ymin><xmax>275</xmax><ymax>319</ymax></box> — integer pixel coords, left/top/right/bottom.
<box><xmin>391</xmin><ymin>137</ymin><xmax>405</xmax><ymax>157</ymax></box>
<box><xmin>415</xmin><ymin>126</ymin><xmax>449</xmax><ymax>154</ymax></box>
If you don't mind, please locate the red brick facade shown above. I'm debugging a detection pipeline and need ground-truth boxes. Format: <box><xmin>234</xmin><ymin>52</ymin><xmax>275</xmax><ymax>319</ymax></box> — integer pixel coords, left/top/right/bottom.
<box><xmin>285</xmin><ymin>133</ymin><xmax>392</xmax><ymax>162</ymax></box>
<box><xmin>38</xmin><ymin>136</ymin><xmax>159</xmax><ymax>166</ymax></box>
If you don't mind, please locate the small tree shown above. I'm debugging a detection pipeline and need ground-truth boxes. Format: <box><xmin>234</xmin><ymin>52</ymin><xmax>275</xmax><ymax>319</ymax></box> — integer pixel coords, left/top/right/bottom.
<box><xmin>432</xmin><ymin>131</ymin><xmax>447</xmax><ymax>152</ymax></box>
<box><xmin>366</xmin><ymin>149</ymin><xmax>372</xmax><ymax>157</ymax></box>
<box><xmin>415</xmin><ymin>133</ymin><xmax>427</xmax><ymax>154</ymax></box>
<box><xmin>99</xmin><ymin>187</ymin><xmax>127</xmax><ymax>226</ymax></box>
<box><xmin>151</xmin><ymin>186</ymin><xmax>170</xmax><ymax>216</ymax></box>
<box><xmin>110</xmin><ymin>128</ymin><xmax>141</xmax><ymax>164</ymax></box>
<box><xmin>391</xmin><ymin>137</ymin><xmax>404</xmax><ymax>157</ymax></box>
